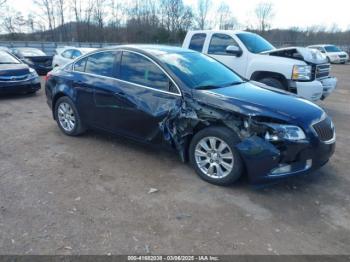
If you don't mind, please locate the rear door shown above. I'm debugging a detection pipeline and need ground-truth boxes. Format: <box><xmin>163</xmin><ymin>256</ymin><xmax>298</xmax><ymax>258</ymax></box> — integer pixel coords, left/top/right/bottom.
<box><xmin>110</xmin><ymin>50</ymin><xmax>182</xmax><ymax>141</ymax></box>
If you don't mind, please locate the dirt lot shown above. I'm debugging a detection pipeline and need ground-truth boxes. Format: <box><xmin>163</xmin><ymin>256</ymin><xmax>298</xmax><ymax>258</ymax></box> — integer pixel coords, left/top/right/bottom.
<box><xmin>0</xmin><ymin>65</ymin><xmax>349</xmax><ymax>255</ymax></box>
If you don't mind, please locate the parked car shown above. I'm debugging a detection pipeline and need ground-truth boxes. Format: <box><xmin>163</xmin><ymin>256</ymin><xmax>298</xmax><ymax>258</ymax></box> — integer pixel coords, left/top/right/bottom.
<box><xmin>45</xmin><ymin>45</ymin><xmax>335</xmax><ymax>186</ymax></box>
<box><xmin>0</xmin><ymin>50</ymin><xmax>41</xmax><ymax>94</ymax></box>
<box><xmin>183</xmin><ymin>30</ymin><xmax>337</xmax><ymax>101</ymax></box>
<box><xmin>0</xmin><ymin>46</ymin><xmax>12</xmax><ymax>53</ymax></box>
<box><xmin>308</xmin><ymin>44</ymin><xmax>349</xmax><ymax>64</ymax></box>
<box><xmin>11</xmin><ymin>47</ymin><xmax>53</xmax><ymax>75</ymax></box>
<box><xmin>52</xmin><ymin>47</ymin><xmax>96</xmax><ymax>67</ymax></box>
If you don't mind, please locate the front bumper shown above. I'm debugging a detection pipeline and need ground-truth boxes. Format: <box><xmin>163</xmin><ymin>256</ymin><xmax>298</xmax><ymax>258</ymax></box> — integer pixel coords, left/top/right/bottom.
<box><xmin>236</xmin><ymin>136</ymin><xmax>335</xmax><ymax>183</ymax></box>
<box><xmin>292</xmin><ymin>77</ymin><xmax>337</xmax><ymax>101</ymax></box>
<box><xmin>0</xmin><ymin>77</ymin><xmax>41</xmax><ymax>94</ymax></box>
<box><xmin>293</xmin><ymin>80</ymin><xmax>323</xmax><ymax>101</ymax></box>
<box><xmin>330</xmin><ymin>57</ymin><xmax>348</xmax><ymax>64</ymax></box>
<box><xmin>320</xmin><ymin>77</ymin><xmax>337</xmax><ymax>99</ymax></box>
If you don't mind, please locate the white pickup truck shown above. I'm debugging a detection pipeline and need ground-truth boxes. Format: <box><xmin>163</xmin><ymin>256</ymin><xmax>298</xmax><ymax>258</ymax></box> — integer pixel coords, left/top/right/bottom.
<box><xmin>182</xmin><ymin>30</ymin><xmax>337</xmax><ymax>101</ymax></box>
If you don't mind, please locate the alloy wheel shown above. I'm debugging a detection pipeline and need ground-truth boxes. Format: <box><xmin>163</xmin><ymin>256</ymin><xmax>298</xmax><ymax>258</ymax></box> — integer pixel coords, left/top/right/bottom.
<box><xmin>57</xmin><ymin>102</ymin><xmax>76</xmax><ymax>132</ymax></box>
<box><xmin>194</xmin><ymin>136</ymin><xmax>234</xmax><ymax>179</ymax></box>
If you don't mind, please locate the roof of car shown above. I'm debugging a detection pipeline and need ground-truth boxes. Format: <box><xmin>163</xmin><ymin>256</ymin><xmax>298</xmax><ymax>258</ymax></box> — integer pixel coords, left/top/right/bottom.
<box><xmin>102</xmin><ymin>44</ymin><xmax>196</xmax><ymax>55</ymax></box>
<box><xmin>309</xmin><ymin>44</ymin><xmax>336</xmax><ymax>47</ymax></box>
<box><xmin>187</xmin><ymin>30</ymin><xmax>251</xmax><ymax>35</ymax></box>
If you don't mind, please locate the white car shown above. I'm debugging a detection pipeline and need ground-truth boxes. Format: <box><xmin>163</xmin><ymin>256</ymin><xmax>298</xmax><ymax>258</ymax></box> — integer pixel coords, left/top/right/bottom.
<box><xmin>183</xmin><ymin>30</ymin><xmax>337</xmax><ymax>101</ymax></box>
<box><xmin>308</xmin><ymin>45</ymin><xmax>349</xmax><ymax>64</ymax></box>
<box><xmin>52</xmin><ymin>47</ymin><xmax>96</xmax><ymax>67</ymax></box>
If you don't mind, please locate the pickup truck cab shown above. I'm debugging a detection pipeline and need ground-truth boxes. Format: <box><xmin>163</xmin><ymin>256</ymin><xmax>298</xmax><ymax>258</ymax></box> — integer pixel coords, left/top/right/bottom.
<box><xmin>183</xmin><ymin>30</ymin><xmax>337</xmax><ymax>101</ymax></box>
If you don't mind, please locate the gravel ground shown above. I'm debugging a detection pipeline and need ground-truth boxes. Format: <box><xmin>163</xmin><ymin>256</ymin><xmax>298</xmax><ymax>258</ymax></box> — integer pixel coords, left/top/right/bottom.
<box><xmin>0</xmin><ymin>65</ymin><xmax>349</xmax><ymax>255</ymax></box>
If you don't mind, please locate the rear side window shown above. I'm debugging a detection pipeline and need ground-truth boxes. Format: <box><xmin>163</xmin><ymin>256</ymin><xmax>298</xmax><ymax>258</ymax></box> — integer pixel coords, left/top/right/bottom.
<box><xmin>120</xmin><ymin>51</ymin><xmax>170</xmax><ymax>92</ymax></box>
<box><xmin>85</xmin><ymin>52</ymin><xmax>115</xmax><ymax>77</ymax></box>
<box><xmin>189</xmin><ymin>33</ymin><xmax>206</xmax><ymax>52</ymax></box>
<box><xmin>74</xmin><ymin>57</ymin><xmax>87</xmax><ymax>72</ymax></box>
<box><xmin>62</xmin><ymin>49</ymin><xmax>73</xmax><ymax>59</ymax></box>
<box><xmin>72</xmin><ymin>50</ymin><xmax>82</xmax><ymax>59</ymax></box>
<box><xmin>208</xmin><ymin>34</ymin><xmax>239</xmax><ymax>55</ymax></box>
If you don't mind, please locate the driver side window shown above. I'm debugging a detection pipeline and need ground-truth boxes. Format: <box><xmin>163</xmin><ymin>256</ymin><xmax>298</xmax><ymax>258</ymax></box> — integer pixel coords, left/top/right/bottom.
<box><xmin>208</xmin><ymin>34</ymin><xmax>239</xmax><ymax>55</ymax></box>
<box><xmin>120</xmin><ymin>51</ymin><xmax>176</xmax><ymax>93</ymax></box>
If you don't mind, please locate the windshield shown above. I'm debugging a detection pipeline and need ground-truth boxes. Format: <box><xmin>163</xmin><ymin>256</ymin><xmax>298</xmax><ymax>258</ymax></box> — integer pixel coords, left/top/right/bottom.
<box><xmin>0</xmin><ymin>51</ymin><xmax>20</xmax><ymax>64</ymax></box>
<box><xmin>158</xmin><ymin>52</ymin><xmax>244</xmax><ymax>89</ymax></box>
<box><xmin>325</xmin><ymin>45</ymin><xmax>342</xmax><ymax>53</ymax></box>
<box><xmin>237</xmin><ymin>33</ymin><xmax>275</xmax><ymax>54</ymax></box>
<box><xmin>17</xmin><ymin>48</ymin><xmax>46</xmax><ymax>56</ymax></box>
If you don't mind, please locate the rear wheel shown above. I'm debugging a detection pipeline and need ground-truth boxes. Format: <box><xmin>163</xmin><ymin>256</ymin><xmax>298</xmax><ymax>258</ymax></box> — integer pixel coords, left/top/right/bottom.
<box><xmin>259</xmin><ymin>77</ymin><xmax>285</xmax><ymax>90</ymax></box>
<box><xmin>54</xmin><ymin>96</ymin><xmax>86</xmax><ymax>136</ymax></box>
<box><xmin>189</xmin><ymin>126</ymin><xmax>243</xmax><ymax>186</ymax></box>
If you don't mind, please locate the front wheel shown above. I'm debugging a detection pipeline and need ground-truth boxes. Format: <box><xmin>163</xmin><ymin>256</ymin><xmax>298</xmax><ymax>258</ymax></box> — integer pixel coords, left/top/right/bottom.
<box><xmin>54</xmin><ymin>96</ymin><xmax>86</xmax><ymax>136</ymax></box>
<box><xmin>189</xmin><ymin>126</ymin><xmax>243</xmax><ymax>186</ymax></box>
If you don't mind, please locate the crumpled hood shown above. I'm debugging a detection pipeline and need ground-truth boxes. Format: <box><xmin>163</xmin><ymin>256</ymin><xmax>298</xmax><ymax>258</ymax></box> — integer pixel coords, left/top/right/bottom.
<box><xmin>193</xmin><ymin>82</ymin><xmax>325</xmax><ymax>124</ymax></box>
<box><xmin>262</xmin><ymin>47</ymin><xmax>328</xmax><ymax>64</ymax></box>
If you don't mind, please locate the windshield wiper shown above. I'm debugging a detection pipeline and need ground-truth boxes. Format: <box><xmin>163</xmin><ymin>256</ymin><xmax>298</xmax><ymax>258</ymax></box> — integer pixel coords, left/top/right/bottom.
<box><xmin>195</xmin><ymin>85</ymin><xmax>222</xmax><ymax>90</ymax></box>
<box><xmin>222</xmin><ymin>81</ymin><xmax>246</xmax><ymax>87</ymax></box>
<box><xmin>195</xmin><ymin>81</ymin><xmax>246</xmax><ymax>90</ymax></box>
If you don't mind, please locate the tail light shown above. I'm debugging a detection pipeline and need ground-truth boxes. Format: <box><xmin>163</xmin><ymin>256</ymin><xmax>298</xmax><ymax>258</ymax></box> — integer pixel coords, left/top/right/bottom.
<box><xmin>44</xmin><ymin>73</ymin><xmax>51</xmax><ymax>82</ymax></box>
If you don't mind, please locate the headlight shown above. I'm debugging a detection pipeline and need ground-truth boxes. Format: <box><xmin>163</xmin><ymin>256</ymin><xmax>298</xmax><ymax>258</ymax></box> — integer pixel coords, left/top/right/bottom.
<box><xmin>29</xmin><ymin>68</ymin><xmax>39</xmax><ymax>79</ymax></box>
<box><xmin>264</xmin><ymin>123</ymin><xmax>306</xmax><ymax>141</ymax></box>
<box><xmin>292</xmin><ymin>65</ymin><xmax>312</xmax><ymax>81</ymax></box>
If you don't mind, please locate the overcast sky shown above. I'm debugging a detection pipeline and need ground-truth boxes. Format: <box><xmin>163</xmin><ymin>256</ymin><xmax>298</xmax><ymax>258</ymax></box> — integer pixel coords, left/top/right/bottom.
<box><xmin>8</xmin><ymin>0</ymin><xmax>350</xmax><ymax>31</ymax></box>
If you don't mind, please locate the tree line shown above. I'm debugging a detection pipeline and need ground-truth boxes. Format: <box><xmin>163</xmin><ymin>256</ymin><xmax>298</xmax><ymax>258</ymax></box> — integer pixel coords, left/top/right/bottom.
<box><xmin>0</xmin><ymin>0</ymin><xmax>349</xmax><ymax>48</ymax></box>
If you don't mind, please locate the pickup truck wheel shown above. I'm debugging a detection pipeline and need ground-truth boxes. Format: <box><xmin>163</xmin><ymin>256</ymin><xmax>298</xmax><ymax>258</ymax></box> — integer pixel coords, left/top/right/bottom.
<box><xmin>189</xmin><ymin>126</ymin><xmax>243</xmax><ymax>186</ymax></box>
<box><xmin>259</xmin><ymin>77</ymin><xmax>286</xmax><ymax>90</ymax></box>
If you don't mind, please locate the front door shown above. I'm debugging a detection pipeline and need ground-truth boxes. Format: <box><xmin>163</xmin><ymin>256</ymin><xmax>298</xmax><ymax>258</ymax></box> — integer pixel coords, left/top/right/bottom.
<box><xmin>108</xmin><ymin>50</ymin><xmax>182</xmax><ymax>141</ymax></box>
<box><xmin>206</xmin><ymin>33</ymin><xmax>247</xmax><ymax>77</ymax></box>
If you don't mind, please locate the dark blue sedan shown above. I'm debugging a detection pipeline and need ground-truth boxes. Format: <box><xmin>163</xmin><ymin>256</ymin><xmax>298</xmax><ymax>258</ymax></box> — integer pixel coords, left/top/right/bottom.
<box><xmin>45</xmin><ymin>45</ymin><xmax>335</xmax><ymax>185</ymax></box>
<box><xmin>0</xmin><ymin>50</ymin><xmax>41</xmax><ymax>95</ymax></box>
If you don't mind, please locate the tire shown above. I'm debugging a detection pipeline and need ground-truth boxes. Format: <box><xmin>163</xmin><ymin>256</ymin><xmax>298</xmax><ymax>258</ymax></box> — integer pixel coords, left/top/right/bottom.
<box><xmin>54</xmin><ymin>96</ymin><xmax>86</xmax><ymax>136</ymax></box>
<box><xmin>189</xmin><ymin>126</ymin><xmax>243</xmax><ymax>186</ymax></box>
<box><xmin>259</xmin><ymin>77</ymin><xmax>285</xmax><ymax>90</ymax></box>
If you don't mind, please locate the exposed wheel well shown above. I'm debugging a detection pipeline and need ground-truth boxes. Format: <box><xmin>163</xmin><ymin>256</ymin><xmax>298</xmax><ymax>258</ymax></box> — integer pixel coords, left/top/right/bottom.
<box><xmin>250</xmin><ymin>71</ymin><xmax>288</xmax><ymax>87</ymax></box>
<box><xmin>183</xmin><ymin>121</ymin><xmax>239</xmax><ymax>162</ymax></box>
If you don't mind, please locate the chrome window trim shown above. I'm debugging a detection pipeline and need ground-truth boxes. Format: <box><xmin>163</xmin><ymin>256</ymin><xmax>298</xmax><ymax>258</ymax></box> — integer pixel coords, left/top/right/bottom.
<box><xmin>72</xmin><ymin>49</ymin><xmax>182</xmax><ymax>97</ymax></box>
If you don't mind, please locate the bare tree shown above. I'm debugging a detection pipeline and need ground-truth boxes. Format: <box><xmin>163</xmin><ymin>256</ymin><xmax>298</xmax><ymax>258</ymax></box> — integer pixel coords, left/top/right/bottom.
<box><xmin>255</xmin><ymin>1</ymin><xmax>274</xmax><ymax>32</ymax></box>
<box><xmin>160</xmin><ymin>0</ymin><xmax>192</xmax><ymax>32</ymax></box>
<box><xmin>217</xmin><ymin>1</ymin><xmax>237</xmax><ymax>30</ymax></box>
<box><xmin>195</xmin><ymin>0</ymin><xmax>211</xmax><ymax>30</ymax></box>
<box><xmin>110</xmin><ymin>0</ymin><xmax>122</xmax><ymax>28</ymax></box>
<box><xmin>34</xmin><ymin>0</ymin><xmax>57</xmax><ymax>39</ymax></box>
<box><xmin>1</xmin><ymin>8</ymin><xmax>26</xmax><ymax>36</ymax></box>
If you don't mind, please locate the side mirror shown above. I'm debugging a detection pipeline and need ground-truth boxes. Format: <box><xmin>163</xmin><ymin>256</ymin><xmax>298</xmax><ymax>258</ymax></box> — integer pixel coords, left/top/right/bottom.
<box><xmin>226</xmin><ymin>45</ymin><xmax>243</xmax><ymax>57</ymax></box>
